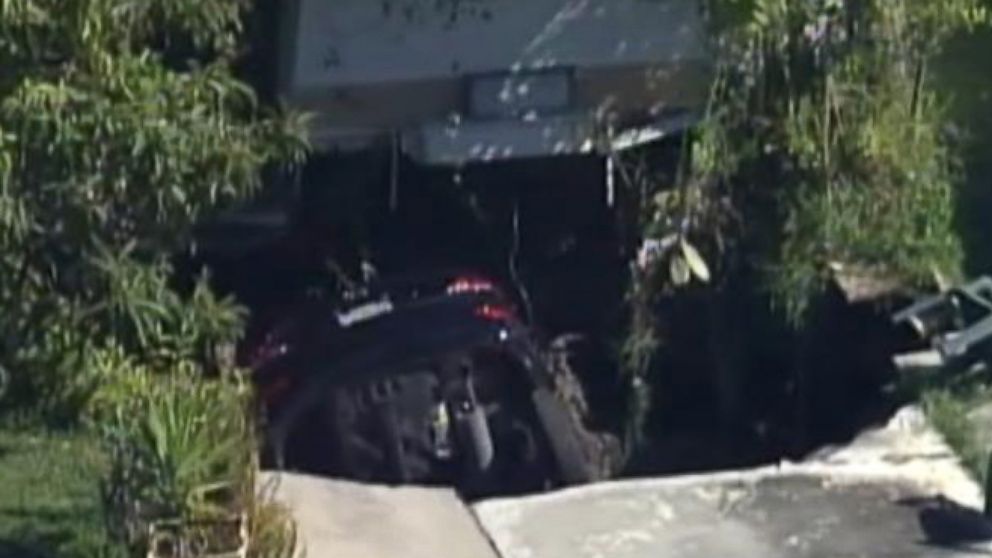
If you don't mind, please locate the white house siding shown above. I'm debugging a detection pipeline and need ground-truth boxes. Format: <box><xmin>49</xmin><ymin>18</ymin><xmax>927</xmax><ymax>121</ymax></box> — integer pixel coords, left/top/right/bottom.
<box><xmin>278</xmin><ymin>0</ymin><xmax>709</xmax><ymax>157</ymax></box>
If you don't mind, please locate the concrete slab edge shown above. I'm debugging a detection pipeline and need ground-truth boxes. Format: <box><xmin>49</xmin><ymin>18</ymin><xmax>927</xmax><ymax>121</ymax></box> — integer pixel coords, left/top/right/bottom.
<box><xmin>475</xmin><ymin>406</ymin><xmax>984</xmax><ymax>516</ymax></box>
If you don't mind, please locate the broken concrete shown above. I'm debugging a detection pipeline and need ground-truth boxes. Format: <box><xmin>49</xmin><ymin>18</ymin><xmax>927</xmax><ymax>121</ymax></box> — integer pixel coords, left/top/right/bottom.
<box><xmin>268</xmin><ymin>407</ymin><xmax>992</xmax><ymax>558</ymax></box>
<box><xmin>475</xmin><ymin>407</ymin><xmax>989</xmax><ymax>558</ymax></box>
<box><xmin>475</xmin><ymin>475</ymin><xmax>991</xmax><ymax>558</ymax></box>
<box><xmin>807</xmin><ymin>406</ymin><xmax>981</xmax><ymax>506</ymax></box>
<box><xmin>260</xmin><ymin>472</ymin><xmax>498</xmax><ymax>558</ymax></box>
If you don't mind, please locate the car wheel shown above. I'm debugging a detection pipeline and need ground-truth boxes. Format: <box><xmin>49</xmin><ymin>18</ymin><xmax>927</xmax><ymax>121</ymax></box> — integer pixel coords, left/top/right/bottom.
<box><xmin>458</xmin><ymin>365</ymin><xmax>558</xmax><ymax>498</ymax></box>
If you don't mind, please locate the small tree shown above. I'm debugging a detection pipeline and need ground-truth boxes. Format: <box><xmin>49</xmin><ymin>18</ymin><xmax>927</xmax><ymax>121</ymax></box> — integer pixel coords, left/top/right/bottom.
<box><xmin>0</xmin><ymin>0</ymin><xmax>306</xmax><ymax>419</ymax></box>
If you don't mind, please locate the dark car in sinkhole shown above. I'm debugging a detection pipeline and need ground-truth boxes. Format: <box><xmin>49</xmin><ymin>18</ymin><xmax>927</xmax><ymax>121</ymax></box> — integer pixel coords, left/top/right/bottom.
<box><xmin>241</xmin><ymin>270</ymin><xmax>620</xmax><ymax>497</ymax></box>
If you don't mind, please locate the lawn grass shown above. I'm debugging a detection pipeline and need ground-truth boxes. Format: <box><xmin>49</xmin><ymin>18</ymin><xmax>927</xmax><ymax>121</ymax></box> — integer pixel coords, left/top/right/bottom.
<box><xmin>923</xmin><ymin>388</ymin><xmax>988</xmax><ymax>481</ymax></box>
<box><xmin>0</xmin><ymin>428</ymin><xmax>118</xmax><ymax>558</ymax></box>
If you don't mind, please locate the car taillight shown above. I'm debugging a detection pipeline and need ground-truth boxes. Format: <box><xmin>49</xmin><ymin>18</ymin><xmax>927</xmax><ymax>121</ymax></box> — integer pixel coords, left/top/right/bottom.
<box><xmin>249</xmin><ymin>341</ymin><xmax>289</xmax><ymax>369</ymax></box>
<box><xmin>447</xmin><ymin>276</ymin><xmax>496</xmax><ymax>295</ymax></box>
<box><xmin>475</xmin><ymin>304</ymin><xmax>514</xmax><ymax>322</ymax></box>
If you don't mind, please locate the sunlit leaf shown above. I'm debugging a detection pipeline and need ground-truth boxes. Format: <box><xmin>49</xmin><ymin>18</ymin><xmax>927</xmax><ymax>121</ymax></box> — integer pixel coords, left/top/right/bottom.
<box><xmin>680</xmin><ymin>239</ymin><xmax>711</xmax><ymax>283</ymax></box>
<box><xmin>669</xmin><ymin>254</ymin><xmax>691</xmax><ymax>286</ymax></box>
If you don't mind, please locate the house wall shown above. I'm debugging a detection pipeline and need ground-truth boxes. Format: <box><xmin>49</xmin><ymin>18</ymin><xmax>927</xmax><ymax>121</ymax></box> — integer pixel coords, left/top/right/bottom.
<box><xmin>278</xmin><ymin>0</ymin><xmax>709</xmax><ymax>151</ymax></box>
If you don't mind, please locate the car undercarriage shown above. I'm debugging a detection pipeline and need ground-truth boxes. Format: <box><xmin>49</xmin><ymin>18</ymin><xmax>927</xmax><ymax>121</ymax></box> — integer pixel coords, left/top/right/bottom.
<box><xmin>244</xmin><ymin>271</ymin><xmax>622</xmax><ymax>497</ymax></box>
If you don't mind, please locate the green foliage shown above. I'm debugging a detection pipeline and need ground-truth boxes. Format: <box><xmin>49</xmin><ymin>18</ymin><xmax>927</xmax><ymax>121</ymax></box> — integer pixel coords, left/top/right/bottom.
<box><xmin>617</xmin><ymin>0</ymin><xmax>987</xmax><ymax>446</ymax></box>
<box><xmin>94</xmin><ymin>247</ymin><xmax>246</xmax><ymax>368</ymax></box>
<box><xmin>638</xmin><ymin>0</ymin><xmax>986</xmax><ymax>324</ymax></box>
<box><xmin>6</xmin><ymin>325</ymin><xmax>117</xmax><ymax>424</ymax></box>
<box><xmin>2</xmin><ymin>252</ymin><xmax>249</xmax><ymax>422</ymax></box>
<box><xmin>936</xmin><ymin>21</ymin><xmax>992</xmax><ymax>274</ymax></box>
<box><xmin>770</xmin><ymin>76</ymin><xmax>963</xmax><ymax>319</ymax></box>
<box><xmin>924</xmin><ymin>389</ymin><xmax>988</xmax><ymax>483</ymax></box>
<box><xmin>0</xmin><ymin>0</ymin><xmax>248</xmax><ymax>67</ymax></box>
<box><xmin>619</xmin><ymin>267</ymin><xmax>659</xmax><ymax>445</ymax></box>
<box><xmin>95</xmin><ymin>368</ymin><xmax>255</xmax><ymax>552</ymax></box>
<box><xmin>0</xmin><ymin>1</ymin><xmax>305</xmax><ymax>551</ymax></box>
<box><xmin>94</xmin><ymin>366</ymin><xmax>298</xmax><ymax>557</ymax></box>
<box><xmin>0</xmin><ymin>0</ymin><xmax>306</xmax><ymax>420</ymax></box>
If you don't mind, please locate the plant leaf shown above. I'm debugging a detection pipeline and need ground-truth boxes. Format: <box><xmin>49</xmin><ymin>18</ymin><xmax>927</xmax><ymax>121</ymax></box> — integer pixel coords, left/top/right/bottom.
<box><xmin>670</xmin><ymin>254</ymin><xmax>691</xmax><ymax>286</ymax></box>
<box><xmin>680</xmin><ymin>239</ymin><xmax>711</xmax><ymax>283</ymax></box>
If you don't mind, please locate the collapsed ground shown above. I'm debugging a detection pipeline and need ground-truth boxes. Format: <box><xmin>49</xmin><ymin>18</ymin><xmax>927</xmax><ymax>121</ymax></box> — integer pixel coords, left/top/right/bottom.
<box><xmin>191</xmin><ymin>140</ymin><xmax>917</xmax><ymax>487</ymax></box>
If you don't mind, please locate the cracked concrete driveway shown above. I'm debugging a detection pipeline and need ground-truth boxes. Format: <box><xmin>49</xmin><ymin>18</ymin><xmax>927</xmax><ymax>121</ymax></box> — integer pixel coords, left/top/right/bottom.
<box><xmin>475</xmin><ymin>473</ymin><xmax>990</xmax><ymax>558</ymax></box>
<box><xmin>265</xmin><ymin>407</ymin><xmax>992</xmax><ymax>558</ymax></box>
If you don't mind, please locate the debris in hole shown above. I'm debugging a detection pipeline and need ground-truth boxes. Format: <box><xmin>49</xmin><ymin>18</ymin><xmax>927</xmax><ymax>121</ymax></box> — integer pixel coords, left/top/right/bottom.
<box><xmin>892</xmin><ymin>276</ymin><xmax>992</xmax><ymax>373</ymax></box>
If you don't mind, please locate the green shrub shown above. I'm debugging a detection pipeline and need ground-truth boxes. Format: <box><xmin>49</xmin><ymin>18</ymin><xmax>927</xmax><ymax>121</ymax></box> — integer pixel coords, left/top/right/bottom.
<box><xmin>2</xmin><ymin>327</ymin><xmax>133</xmax><ymax>426</ymax></box>
<box><xmin>1</xmin><ymin>251</ymin><xmax>247</xmax><ymax>425</ymax></box>
<box><xmin>95</xmin><ymin>368</ymin><xmax>255</xmax><ymax>552</ymax></box>
<box><xmin>93</xmin><ymin>365</ymin><xmax>298</xmax><ymax>557</ymax></box>
<box><xmin>0</xmin><ymin>0</ymin><xmax>305</xmax><ymax>426</ymax></box>
<box><xmin>0</xmin><ymin>1</ymin><xmax>304</xmax><ymax>553</ymax></box>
